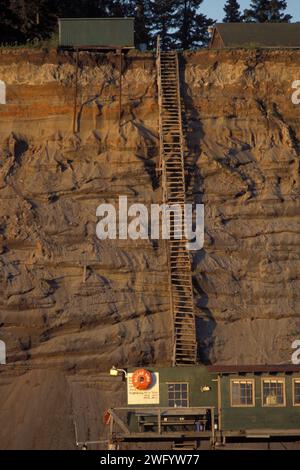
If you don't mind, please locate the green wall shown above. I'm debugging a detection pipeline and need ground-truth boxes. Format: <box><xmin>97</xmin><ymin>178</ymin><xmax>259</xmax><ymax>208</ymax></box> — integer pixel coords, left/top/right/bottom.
<box><xmin>126</xmin><ymin>367</ymin><xmax>300</xmax><ymax>433</ymax></box>
<box><xmin>128</xmin><ymin>366</ymin><xmax>218</xmax><ymax>408</ymax></box>
<box><xmin>127</xmin><ymin>366</ymin><xmax>218</xmax><ymax>432</ymax></box>
<box><xmin>220</xmin><ymin>373</ymin><xmax>300</xmax><ymax>431</ymax></box>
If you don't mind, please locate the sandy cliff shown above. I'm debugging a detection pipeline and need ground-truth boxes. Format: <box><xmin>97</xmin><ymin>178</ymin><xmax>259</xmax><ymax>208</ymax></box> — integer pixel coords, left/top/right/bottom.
<box><xmin>0</xmin><ymin>48</ymin><xmax>300</xmax><ymax>448</ymax></box>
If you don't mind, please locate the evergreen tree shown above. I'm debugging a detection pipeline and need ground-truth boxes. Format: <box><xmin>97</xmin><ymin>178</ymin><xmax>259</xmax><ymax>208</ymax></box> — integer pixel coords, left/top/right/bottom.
<box><xmin>0</xmin><ymin>1</ymin><xmax>21</xmax><ymax>43</ymax></box>
<box><xmin>108</xmin><ymin>0</ymin><xmax>128</xmax><ymax>17</ymax></box>
<box><xmin>54</xmin><ymin>0</ymin><xmax>109</xmax><ymax>18</ymax></box>
<box><xmin>173</xmin><ymin>0</ymin><xmax>214</xmax><ymax>50</ymax></box>
<box><xmin>268</xmin><ymin>0</ymin><xmax>292</xmax><ymax>22</ymax></box>
<box><xmin>244</xmin><ymin>0</ymin><xmax>292</xmax><ymax>22</ymax></box>
<box><xmin>244</xmin><ymin>0</ymin><xmax>271</xmax><ymax>22</ymax></box>
<box><xmin>8</xmin><ymin>0</ymin><xmax>43</xmax><ymax>40</ymax></box>
<box><xmin>223</xmin><ymin>0</ymin><xmax>243</xmax><ymax>22</ymax></box>
<box><xmin>148</xmin><ymin>0</ymin><xmax>177</xmax><ymax>50</ymax></box>
<box><xmin>134</xmin><ymin>1</ymin><xmax>151</xmax><ymax>47</ymax></box>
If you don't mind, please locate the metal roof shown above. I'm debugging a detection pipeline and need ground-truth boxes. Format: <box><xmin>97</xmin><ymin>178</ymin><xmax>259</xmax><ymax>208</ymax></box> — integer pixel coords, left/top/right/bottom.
<box><xmin>212</xmin><ymin>23</ymin><xmax>300</xmax><ymax>48</ymax></box>
<box><xmin>208</xmin><ymin>364</ymin><xmax>300</xmax><ymax>373</ymax></box>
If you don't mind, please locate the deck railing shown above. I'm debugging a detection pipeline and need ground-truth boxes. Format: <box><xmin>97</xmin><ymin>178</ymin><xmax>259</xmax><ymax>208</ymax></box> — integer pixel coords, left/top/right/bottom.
<box><xmin>108</xmin><ymin>406</ymin><xmax>216</xmax><ymax>443</ymax></box>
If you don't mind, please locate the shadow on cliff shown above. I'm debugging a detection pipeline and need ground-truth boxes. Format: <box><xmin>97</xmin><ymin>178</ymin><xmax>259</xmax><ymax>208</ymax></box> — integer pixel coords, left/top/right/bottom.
<box><xmin>179</xmin><ymin>54</ymin><xmax>216</xmax><ymax>365</ymax></box>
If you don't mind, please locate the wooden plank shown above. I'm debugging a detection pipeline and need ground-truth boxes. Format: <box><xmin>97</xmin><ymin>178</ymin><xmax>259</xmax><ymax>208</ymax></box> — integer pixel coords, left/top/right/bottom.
<box><xmin>109</xmin><ymin>409</ymin><xmax>130</xmax><ymax>435</ymax></box>
<box><xmin>72</xmin><ymin>48</ymin><xmax>79</xmax><ymax>134</ymax></box>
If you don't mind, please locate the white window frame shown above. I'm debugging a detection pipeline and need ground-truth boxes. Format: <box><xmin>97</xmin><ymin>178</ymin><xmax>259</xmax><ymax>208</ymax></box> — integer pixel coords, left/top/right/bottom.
<box><xmin>261</xmin><ymin>377</ymin><xmax>286</xmax><ymax>407</ymax></box>
<box><xmin>293</xmin><ymin>378</ymin><xmax>300</xmax><ymax>406</ymax></box>
<box><xmin>230</xmin><ymin>378</ymin><xmax>255</xmax><ymax>407</ymax></box>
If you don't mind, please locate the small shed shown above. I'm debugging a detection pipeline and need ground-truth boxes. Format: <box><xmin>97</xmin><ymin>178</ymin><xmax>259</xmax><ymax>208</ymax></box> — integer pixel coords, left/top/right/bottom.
<box><xmin>58</xmin><ymin>18</ymin><xmax>134</xmax><ymax>49</ymax></box>
<box><xmin>210</xmin><ymin>23</ymin><xmax>300</xmax><ymax>49</ymax></box>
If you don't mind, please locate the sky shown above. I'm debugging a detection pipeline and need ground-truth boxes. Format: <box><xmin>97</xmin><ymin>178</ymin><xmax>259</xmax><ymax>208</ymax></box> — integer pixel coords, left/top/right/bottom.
<box><xmin>201</xmin><ymin>0</ymin><xmax>300</xmax><ymax>22</ymax></box>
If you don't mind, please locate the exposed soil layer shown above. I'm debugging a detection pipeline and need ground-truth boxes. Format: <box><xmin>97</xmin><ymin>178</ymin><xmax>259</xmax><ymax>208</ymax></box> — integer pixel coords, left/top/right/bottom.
<box><xmin>0</xmin><ymin>48</ymin><xmax>300</xmax><ymax>448</ymax></box>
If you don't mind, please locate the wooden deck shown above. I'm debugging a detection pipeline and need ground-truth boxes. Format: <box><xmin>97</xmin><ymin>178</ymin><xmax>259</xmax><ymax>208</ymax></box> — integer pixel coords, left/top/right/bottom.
<box><xmin>108</xmin><ymin>406</ymin><xmax>216</xmax><ymax>445</ymax></box>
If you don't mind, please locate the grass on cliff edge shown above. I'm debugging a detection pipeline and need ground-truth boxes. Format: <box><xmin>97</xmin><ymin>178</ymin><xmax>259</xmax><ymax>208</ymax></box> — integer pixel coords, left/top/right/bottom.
<box><xmin>0</xmin><ymin>33</ymin><xmax>59</xmax><ymax>50</ymax></box>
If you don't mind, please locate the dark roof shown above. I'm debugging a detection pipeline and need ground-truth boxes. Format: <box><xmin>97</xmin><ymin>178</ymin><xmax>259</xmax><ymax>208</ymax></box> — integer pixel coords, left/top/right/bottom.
<box><xmin>208</xmin><ymin>364</ymin><xmax>300</xmax><ymax>374</ymax></box>
<box><xmin>212</xmin><ymin>23</ymin><xmax>300</xmax><ymax>48</ymax></box>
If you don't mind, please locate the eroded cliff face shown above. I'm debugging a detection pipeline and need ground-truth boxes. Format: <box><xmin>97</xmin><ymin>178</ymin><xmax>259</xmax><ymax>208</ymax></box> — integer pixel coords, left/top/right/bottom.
<box><xmin>0</xmin><ymin>50</ymin><xmax>170</xmax><ymax>371</ymax></box>
<box><xmin>183</xmin><ymin>50</ymin><xmax>300</xmax><ymax>364</ymax></box>
<box><xmin>0</xmin><ymin>48</ymin><xmax>299</xmax><ymax>448</ymax></box>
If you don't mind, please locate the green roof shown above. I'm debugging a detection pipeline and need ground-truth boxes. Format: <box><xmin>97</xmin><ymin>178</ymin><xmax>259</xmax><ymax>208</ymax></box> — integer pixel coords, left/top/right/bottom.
<box><xmin>213</xmin><ymin>23</ymin><xmax>300</xmax><ymax>48</ymax></box>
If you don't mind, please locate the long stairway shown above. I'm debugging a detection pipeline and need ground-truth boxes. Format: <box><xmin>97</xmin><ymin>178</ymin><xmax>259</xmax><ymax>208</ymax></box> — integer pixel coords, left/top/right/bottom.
<box><xmin>156</xmin><ymin>37</ymin><xmax>197</xmax><ymax>366</ymax></box>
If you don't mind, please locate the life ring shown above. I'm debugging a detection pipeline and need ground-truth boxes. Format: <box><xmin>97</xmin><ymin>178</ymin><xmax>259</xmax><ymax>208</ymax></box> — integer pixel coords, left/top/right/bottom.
<box><xmin>132</xmin><ymin>369</ymin><xmax>152</xmax><ymax>390</ymax></box>
<box><xmin>103</xmin><ymin>409</ymin><xmax>111</xmax><ymax>425</ymax></box>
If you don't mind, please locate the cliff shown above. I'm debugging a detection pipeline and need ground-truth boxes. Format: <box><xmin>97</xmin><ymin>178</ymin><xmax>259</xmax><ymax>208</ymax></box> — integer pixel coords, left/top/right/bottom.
<box><xmin>0</xmin><ymin>47</ymin><xmax>300</xmax><ymax>448</ymax></box>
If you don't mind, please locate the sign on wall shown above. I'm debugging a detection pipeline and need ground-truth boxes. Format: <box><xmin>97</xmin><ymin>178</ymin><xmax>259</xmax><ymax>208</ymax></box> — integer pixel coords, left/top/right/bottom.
<box><xmin>127</xmin><ymin>372</ymin><xmax>160</xmax><ymax>405</ymax></box>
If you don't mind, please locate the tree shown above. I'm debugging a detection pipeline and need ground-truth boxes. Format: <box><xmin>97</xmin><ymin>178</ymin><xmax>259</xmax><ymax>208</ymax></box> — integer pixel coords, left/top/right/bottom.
<box><xmin>0</xmin><ymin>1</ymin><xmax>22</xmax><ymax>43</ymax></box>
<box><xmin>8</xmin><ymin>0</ymin><xmax>43</xmax><ymax>40</ymax></box>
<box><xmin>244</xmin><ymin>0</ymin><xmax>292</xmax><ymax>22</ymax></box>
<box><xmin>108</xmin><ymin>0</ymin><xmax>128</xmax><ymax>17</ymax></box>
<box><xmin>244</xmin><ymin>0</ymin><xmax>272</xmax><ymax>22</ymax></box>
<box><xmin>173</xmin><ymin>0</ymin><xmax>214</xmax><ymax>50</ymax></box>
<box><xmin>223</xmin><ymin>0</ymin><xmax>243</xmax><ymax>22</ymax></box>
<box><xmin>268</xmin><ymin>0</ymin><xmax>292</xmax><ymax>22</ymax></box>
<box><xmin>54</xmin><ymin>0</ymin><xmax>109</xmax><ymax>18</ymax></box>
<box><xmin>134</xmin><ymin>1</ymin><xmax>151</xmax><ymax>47</ymax></box>
<box><xmin>148</xmin><ymin>0</ymin><xmax>177</xmax><ymax>49</ymax></box>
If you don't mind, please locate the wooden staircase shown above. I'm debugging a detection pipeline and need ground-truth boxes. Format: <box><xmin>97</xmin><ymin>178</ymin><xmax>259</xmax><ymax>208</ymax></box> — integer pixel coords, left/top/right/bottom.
<box><xmin>156</xmin><ymin>37</ymin><xmax>197</xmax><ymax>366</ymax></box>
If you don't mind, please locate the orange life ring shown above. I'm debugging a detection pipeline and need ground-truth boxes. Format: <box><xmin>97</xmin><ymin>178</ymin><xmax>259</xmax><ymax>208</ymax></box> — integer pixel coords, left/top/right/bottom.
<box><xmin>103</xmin><ymin>409</ymin><xmax>111</xmax><ymax>425</ymax></box>
<box><xmin>132</xmin><ymin>369</ymin><xmax>152</xmax><ymax>390</ymax></box>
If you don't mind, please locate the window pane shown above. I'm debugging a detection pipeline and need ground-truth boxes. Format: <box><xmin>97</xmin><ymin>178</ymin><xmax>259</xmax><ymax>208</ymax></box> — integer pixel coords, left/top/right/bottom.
<box><xmin>263</xmin><ymin>380</ymin><xmax>285</xmax><ymax>406</ymax></box>
<box><xmin>232</xmin><ymin>382</ymin><xmax>240</xmax><ymax>406</ymax></box>
<box><xmin>168</xmin><ymin>383</ymin><xmax>188</xmax><ymax>407</ymax></box>
<box><xmin>231</xmin><ymin>380</ymin><xmax>253</xmax><ymax>406</ymax></box>
<box><xmin>294</xmin><ymin>381</ymin><xmax>300</xmax><ymax>405</ymax></box>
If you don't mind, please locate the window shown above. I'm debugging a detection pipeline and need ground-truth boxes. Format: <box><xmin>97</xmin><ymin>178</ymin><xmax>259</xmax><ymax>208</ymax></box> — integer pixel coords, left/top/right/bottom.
<box><xmin>262</xmin><ymin>379</ymin><xmax>285</xmax><ymax>406</ymax></box>
<box><xmin>293</xmin><ymin>379</ymin><xmax>300</xmax><ymax>406</ymax></box>
<box><xmin>230</xmin><ymin>379</ymin><xmax>255</xmax><ymax>407</ymax></box>
<box><xmin>167</xmin><ymin>383</ymin><xmax>188</xmax><ymax>407</ymax></box>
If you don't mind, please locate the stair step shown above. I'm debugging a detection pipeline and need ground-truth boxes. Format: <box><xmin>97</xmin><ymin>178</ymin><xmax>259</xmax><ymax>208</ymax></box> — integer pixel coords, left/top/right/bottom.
<box><xmin>174</xmin><ymin>325</ymin><xmax>195</xmax><ymax>330</ymax></box>
<box><xmin>175</xmin><ymin>333</ymin><xmax>197</xmax><ymax>338</ymax></box>
<box><xmin>173</xmin><ymin>304</ymin><xmax>193</xmax><ymax>314</ymax></box>
<box><xmin>175</xmin><ymin>353</ymin><xmax>196</xmax><ymax>358</ymax></box>
<box><xmin>175</xmin><ymin>319</ymin><xmax>195</xmax><ymax>328</ymax></box>
<box><xmin>175</xmin><ymin>337</ymin><xmax>196</xmax><ymax>343</ymax></box>
<box><xmin>173</xmin><ymin>301</ymin><xmax>194</xmax><ymax>305</ymax></box>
